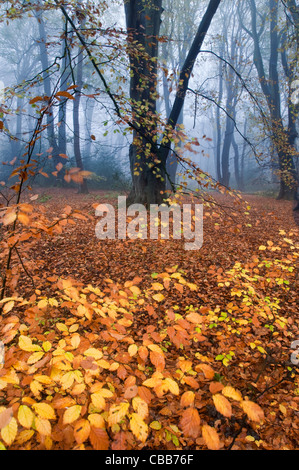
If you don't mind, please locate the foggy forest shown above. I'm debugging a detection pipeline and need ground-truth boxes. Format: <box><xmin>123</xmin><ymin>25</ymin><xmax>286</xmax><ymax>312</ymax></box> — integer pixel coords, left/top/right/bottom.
<box><xmin>0</xmin><ymin>0</ymin><xmax>298</xmax><ymax>453</ymax></box>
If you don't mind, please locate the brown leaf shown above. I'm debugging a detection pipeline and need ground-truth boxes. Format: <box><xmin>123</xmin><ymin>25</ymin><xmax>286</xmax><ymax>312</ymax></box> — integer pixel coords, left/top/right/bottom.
<box><xmin>149</xmin><ymin>350</ymin><xmax>165</xmax><ymax>372</ymax></box>
<box><xmin>111</xmin><ymin>431</ymin><xmax>127</xmax><ymax>450</ymax></box>
<box><xmin>0</xmin><ymin>407</ymin><xmax>13</xmax><ymax>430</ymax></box>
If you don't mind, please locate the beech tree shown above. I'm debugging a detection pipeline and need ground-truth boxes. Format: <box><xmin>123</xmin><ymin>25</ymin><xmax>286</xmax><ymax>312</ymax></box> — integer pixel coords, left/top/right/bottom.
<box><xmin>124</xmin><ymin>0</ymin><xmax>222</xmax><ymax>205</ymax></box>
<box><xmin>239</xmin><ymin>0</ymin><xmax>297</xmax><ymax>199</ymax></box>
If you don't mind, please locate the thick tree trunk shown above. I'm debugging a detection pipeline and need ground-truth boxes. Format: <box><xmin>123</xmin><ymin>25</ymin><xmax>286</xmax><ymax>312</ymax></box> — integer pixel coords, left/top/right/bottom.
<box><xmin>124</xmin><ymin>0</ymin><xmax>164</xmax><ymax>206</ymax></box>
<box><xmin>125</xmin><ymin>0</ymin><xmax>221</xmax><ymax>205</ymax></box>
<box><xmin>248</xmin><ymin>0</ymin><xmax>297</xmax><ymax>199</ymax></box>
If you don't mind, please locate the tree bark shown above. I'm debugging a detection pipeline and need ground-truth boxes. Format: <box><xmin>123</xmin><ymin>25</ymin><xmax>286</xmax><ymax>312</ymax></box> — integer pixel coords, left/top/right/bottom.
<box><xmin>247</xmin><ymin>0</ymin><xmax>297</xmax><ymax>199</ymax></box>
<box><xmin>124</xmin><ymin>0</ymin><xmax>222</xmax><ymax>205</ymax></box>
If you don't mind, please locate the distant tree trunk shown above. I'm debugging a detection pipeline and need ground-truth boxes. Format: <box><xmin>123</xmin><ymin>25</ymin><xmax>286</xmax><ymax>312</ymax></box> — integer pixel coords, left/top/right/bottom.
<box><xmin>58</xmin><ymin>23</ymin><xmax>71</xmax><ymax>158</ymax></box>
<box><xmin>232</xmin><ymin>133</ymin><xmax>244</xmax><ymax>190</ymax></box>
<box><xmin>84</xmin><ymin>97</ymin><xmax>96</xmax><ymax>165</ymax></box>
<box><xmin>215</xmin><ymin>59</ymin><xmax>224</xmax><ymax>183</ymax></box>
<box><xmin>73</xmin><ymin>15</ymin><xmax>88</xmax><ymax>194</ymax></box>
<box><xmin>35</xmin><ymin>10</ymin><xmax>62</xmax><ymax>175</ymax></box>
<box><xmin>247</xmin><ymin>0</ymin><xmax>297</xmax><ymax>199</ymax></box>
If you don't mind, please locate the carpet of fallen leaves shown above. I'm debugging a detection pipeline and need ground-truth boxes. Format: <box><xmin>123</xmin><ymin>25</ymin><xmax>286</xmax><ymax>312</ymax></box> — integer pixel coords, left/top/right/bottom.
<box><xmin>0</xmin><ymin>188</ymin><xmax>298</xmax><ymax>451</ymax></box>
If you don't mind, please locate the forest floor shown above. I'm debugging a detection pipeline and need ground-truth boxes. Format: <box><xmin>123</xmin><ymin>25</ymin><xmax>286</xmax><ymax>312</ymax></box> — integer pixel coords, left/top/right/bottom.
<box><xmin>0</xmin><ymin>187</ymin><xmax>299</xmax><ymax>450</ymax></box>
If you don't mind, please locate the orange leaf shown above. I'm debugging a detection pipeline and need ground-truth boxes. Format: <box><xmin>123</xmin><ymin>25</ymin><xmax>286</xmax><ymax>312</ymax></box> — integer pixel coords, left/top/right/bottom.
<box><xmin>149</xmin><ymin>350</ymin><xmax>165</xmax><ymax>372</ymax></box>
<box><xmin>195</xmin><ymin>363</ymin><xmax>215</xmax><ymax>380</ymax></box>
<box><xmin>3</xmin><ymin>210</ymin><xmax>16</xmax><ymax>226</ymax></box>
<box><xmin>180</xmin><ymin>407</ymin><xmax>201</xmax><ymax>438</ymax></box>
<box><xmin>74</xmin><ymin>419</ymin><xmax>91</xmax><ymax>444</ymax></box>
<box><xmin>29</xmin><ymin>96</ymin><xmax>43</xmax><ymax>104</ymax></box>
<box><xmin>212</xmin><ymin>394</ymin><xmax>232</xmax><ymax>418</ymax></box>
<box><xmin>241</xmin><ymin>400</ymin><xmax>264</xmax><ymax>422</ymax></box>
<box><xmin>0</xmin><ymin>407</ymin><xmax>13</xmax><ymax>430</ymax></box>
<box><xmin>55</xmin><ymin>90</ymin><xmax>75</xmax><ymax>100</ymax></box>
<box><xmin>202</xmin><ymin>424</ymin><xmax>221</xmax><ymax>450</ymax></box>
<box><xmin>90</xmin><ymin>427</ymin><xmax>109</xmax><ymax>450</ymax></box>
<box><xmin>180</xmin><ymin>391</ymin><xmax>195</xmax><ymax>407</ymax></box>
<box><xmin>35</xmin><ymin>417</ymin><xmax>51</xmax><ymax>436</ymax></box>
<box><xmin>222</xmin><ymin>386</ymin><xmax>242</xmax><ymax>402</ymax></box>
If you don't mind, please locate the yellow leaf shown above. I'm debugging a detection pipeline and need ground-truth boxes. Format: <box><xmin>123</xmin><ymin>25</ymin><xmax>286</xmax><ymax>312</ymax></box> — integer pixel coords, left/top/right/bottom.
<box><xmin>35</xmin><ymin>417</ymin><xmax>51</xmax><ymax>436</ymax></box>
<box><xmin>187</xmin><ymin>282</ymin><xmax>198</xmax><ymax>291</ymax></box>
<box><xmin>69</xmin><ymin>324</ymin><xmax>79</xmax><ymax>333</ymax></box>
<box><xmin>129</xmin><ymin>286</ymin><xmax>141</xmax><ymax>296</ymax></box>
<box><xmin>202</xmin><ymin>424</ymin><xmax>221</xmax><ymax>450</ymax></box>
<box><xmin>88</xmin><ymin>413</ymin><xmax>105</xmax><ymax>429</ymax></box>
<box><xmin>63</xmin><ymin>405</ymin><xmax>82</xmax><ymax>424</ymax></box>
<box><xmin>107</xmin><ymin>402</ymin><xmax>129</xmax><ymax>427</ymax></box>
<box><xmin>18</xmin><ymin>405</ymin><xmax>34</xmax><ymax>429</ymax></box>
<box><xmin>32</xmin><ymin>403</ymin><xmax>56</xmax><ymax>420</ymax></box>
<box><xmin>1</xmin><ymin>417</ymin><xmax>17</xmax><ymax>445</ymax></box>
<box><xmin>15</xmin><ymin>429</ymin><xmax>34</xmax><ymax>445</ymax></box>
<box><xmin>279</xmin><ymin>404</ymin><xmax>287</xmax><ymax>416</ymax></box>
<box><xmin>30</xmin><ymin>379</ymin><xmax>43</xmax><ymax>397</ymax></box>
<box><xmin>60</xmin><ymin>371</ymin><xmax>75</xmax><ymax>390</ymax></box>
<box><xmin>37</xmin><ymin>299</ymin><xmax>48</xmax><ymax>309</ymax></box>
<box><xmin>70</xmin><ymin>334</ymin><xmax>80</xmax><ymax>349</ymax></box>
<box><xmin>98</xmin><ymin>359</ymin><xmax>110</xmax><ymax>369</ymax></box>
<box><xmin>48</xmin><ymin>298</ymin><xmax>58</xmax><ymax>307</ymax></box>
<box><xmin>222</xmin><ymin>386</ymin><xmax>242</xmax><ymax>402</ymax></box>
<box><xmin>128</xmin><ymin>344</ymin><xmax>138</xmax><ymax>357</ymax></box>
<box><xmin>212</xmin><ymin>394</ymin><xmax>232</xmax><ymax>418</ymax></box>
<box><xmin>91</xmin><ymin>393</ymin><xmax>106</xmax><ymax>411</ymax></box>
<box><xmin>98</xmin><ymin>388</ymin><xmax>113</xmax><ymax>398</ymax></box>
<box><xmin>152</xmin><ymin>293</ymin><xmax>164</xmax><ymax>302</ymax></box>
<box><xmin>27</xmin><ymin>351</ymin><xmax>45</xmax><ymax>365</ymax></box>
<box><xmin>241</xmin><ymin>400</ymin><xmax>264</xmax><ymax>422</ymax></box>
<box><xmin>150</xmin><ymin>421</ymin><xmax>161</xmax><ymax>430</ymax></box>
<box><xmin>84</xmin><ymin>348</ymin><xmax>103</xmax><ymax>360</ymax></box>
<box><xmin>129</xmin><ymin>413</ymin><xmax>148</xmax><ymax>443</ymax></box>
<box><xmin>19</xmin><ymin>335</ymin><xmax>42</xmax><ymax>352</ymax></box>
<box><xmin>56</xmin><ymin>322</ymin><xmax>68</xmax><ymax>332</ymax></box>
<box><xmin>165</xmin><ymin>377</ymin><xmax>180</xmax><ymax>395</ymax></box>
<box><xmin>77</xmin><ymin>304</ymin><xmax>88</xmax><ymax>317</ymax></box>
<box><xmin>148</xmin><ymin>344</ymin><xmax>164</xmax><ymax>355</ymax></box>
<box><xmin>42</xmin><ymin>341</ymin><xmax>52</xmax><ymax>352</ymax></box>
<box><xmin>3</xmin><ymin>300</ymin><xmax>14</xmax><ymax>314</ymax></box>
<box><xmin>151</xmin><ymin>282</ymin><xmax>164</xmax><ymax>291</ymax></box>
<box><xmin>132</xmin><ymin>397</ymin><xmax>148</xmax><ymax>419</ymax></box>
<box><xmin>33</xmin><ymin>375</ymin><xmax>52</xmax><ymax>385</ymax></box>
